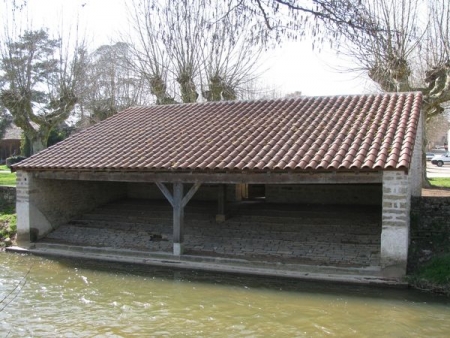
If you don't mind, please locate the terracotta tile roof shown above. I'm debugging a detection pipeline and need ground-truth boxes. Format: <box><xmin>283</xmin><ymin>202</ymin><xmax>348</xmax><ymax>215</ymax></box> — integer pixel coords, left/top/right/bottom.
<box><xmin>14</xmin><ymin>92</ymin><xmax>422</xmax><ymax>173</ymax></box>
<box><xmin>2</xmin><ymin>123</ymin><xmax>22</xmax><ymax>140</ymax></box>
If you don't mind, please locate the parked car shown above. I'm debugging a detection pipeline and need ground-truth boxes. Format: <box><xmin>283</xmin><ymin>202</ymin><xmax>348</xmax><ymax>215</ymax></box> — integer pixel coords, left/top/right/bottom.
<box><xmin>431</xmin><ymin>153</ymin><xmax>450</xmax><ymax>167</ymax></box>
<box><xmin>427</xmin><ymin>149</ymin><xmax>447</xmax><ymax>161</ymax></box>
<box><xmin>426</xmin><ymin>152</ymin><xmax>436</xmax><ymax>161</ymax></box>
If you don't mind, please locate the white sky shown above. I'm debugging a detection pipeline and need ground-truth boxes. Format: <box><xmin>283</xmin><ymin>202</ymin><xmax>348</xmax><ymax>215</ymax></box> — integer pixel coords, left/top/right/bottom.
<box><xmin>3</xmin><ymin>0</ymin><xmax>377</xmax><ymax>97</ymax></box>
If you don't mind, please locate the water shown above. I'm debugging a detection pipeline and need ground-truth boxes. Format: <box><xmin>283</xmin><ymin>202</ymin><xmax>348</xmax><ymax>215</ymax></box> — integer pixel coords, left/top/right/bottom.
<box><xmin>1</xmin><ymin>253</ymin><xmax>449</xmax><ymax>337</ymax></box>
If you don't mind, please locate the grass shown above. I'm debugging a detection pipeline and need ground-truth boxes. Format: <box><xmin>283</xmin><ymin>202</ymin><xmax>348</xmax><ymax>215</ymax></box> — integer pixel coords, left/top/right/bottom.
<box><xmin>408</xmin><ymin>254</ymin><xmax>450</xmax><ymax>295</ymax></box>
<box><xmin>0</xmin><ymin>172</ymin><xmax>16</xmax><ymax>186</ymax></box>
<box><xmin>0</xmin><ymin>164</ymin><xmax>16</xmax><ymax>186</ymax></box>
<box><xmin>415</xmin><ymin>254</ymin><xmax>450</xmax><ymax>284</ymax></box>
<box><xmin>429</xmin><ymin>178</ymin><xmax>450</xmax><ymax>188</ymax></box>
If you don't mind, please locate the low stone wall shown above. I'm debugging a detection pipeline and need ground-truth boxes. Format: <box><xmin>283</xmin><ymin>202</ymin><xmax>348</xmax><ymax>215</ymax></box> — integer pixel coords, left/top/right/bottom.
<box><xmin>0</xmin><ymin>186</ymin><xmax>15</xmax><ymax>207</ymax></box>
<box><xmin>408</xmin><ymin>196</ymin><xmax>450</xmax><ymax>272</ymax></box>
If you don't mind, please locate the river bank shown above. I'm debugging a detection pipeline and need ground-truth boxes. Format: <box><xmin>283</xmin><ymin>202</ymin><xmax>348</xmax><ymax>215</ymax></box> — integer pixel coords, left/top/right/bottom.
<box><xmin>407</xmin><ymin>254</ymin><xmax>450</xmax><ymax>296</ymax></box>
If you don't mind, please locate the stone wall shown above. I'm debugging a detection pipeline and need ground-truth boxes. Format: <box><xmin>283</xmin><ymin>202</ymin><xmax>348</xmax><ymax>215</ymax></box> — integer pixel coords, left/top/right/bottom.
<box><xmin>265</xmin><ymin>184</ymin><xmax>382</xmax><ymax>205</ymax></box>
<box><xmin>409</xmin><ymin>196</ymin><xmax>450</xmax><ymax>272</ymax></box>
<box><xmin>16</xmin><ymin>171</ymin><xmax>127</xmax><ymax>244</ymax></box>
<box><xmin>0</xmin><ymin>186</ymin><xmax>16</xmax><ymax>207</ymax></box>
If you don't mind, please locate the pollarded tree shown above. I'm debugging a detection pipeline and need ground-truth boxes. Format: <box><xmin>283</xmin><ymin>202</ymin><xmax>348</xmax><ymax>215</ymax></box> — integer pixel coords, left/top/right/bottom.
<box><xmin>322</xmin><ymin>0</ymin><xmax>450</xmax><ymax>187</ymax></box>
<box><xmin>0</xmin><ymin>29</ymin><xmax>80</xmax><ymax>154</ymax></box>
<box><xmin>125</xmin><ymin>1</ymin><xmax>176</xmax><ymax>105</ymax></box>
<box><xmin>219</xmin><ymin>0</ymin><xmax>448</xmax><ymax>114</ymax></box>
<box><xmin>238</xmin><ymin>0</ymin><xmax>450</xmax><ymax>120</ymax></box>
<box><xmin>248</xmin><ymin>1</ymin><xmax>450</xmax><ymax>188</ymax></box>
<box><xmin>200</xmin><ymin>1</ymin><xmax>264</xmax><ymax>102</ymax></box>
<box><xmin>332</xmin><ymin>0</ymin><xmax>450</xmax><ymax>120</ymax></box>
<box><xmin>421</xmin><ymin>1</ymin><xmax>450</xmax><ymax>118</ymax></box>
<box><xmin>125</xmin><ymin>0</ymin><xmax>263</xmax><ymax>104</ymax></box>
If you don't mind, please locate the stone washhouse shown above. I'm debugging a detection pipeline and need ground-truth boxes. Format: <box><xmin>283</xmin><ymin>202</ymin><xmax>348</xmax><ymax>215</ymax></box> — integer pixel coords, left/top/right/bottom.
<box><xmin>13</xmin><ymin>92</ymin><xmax>423</xmax><ymax>279</ymax></box>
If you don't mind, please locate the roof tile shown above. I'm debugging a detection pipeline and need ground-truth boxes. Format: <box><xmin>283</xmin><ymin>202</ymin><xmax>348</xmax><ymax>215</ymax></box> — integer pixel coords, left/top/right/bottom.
<box><xmin>14</xmin><ymin>92</ymin><xmax>423</xmax><ymax>173</ymax></box>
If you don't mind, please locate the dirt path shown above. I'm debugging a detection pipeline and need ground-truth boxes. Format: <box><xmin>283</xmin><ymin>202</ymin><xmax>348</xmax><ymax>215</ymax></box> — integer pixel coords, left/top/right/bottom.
<box><xmin>422</xmin><ymin>188</ymin><xmax>450</xmax><ymax>197</ymax></box>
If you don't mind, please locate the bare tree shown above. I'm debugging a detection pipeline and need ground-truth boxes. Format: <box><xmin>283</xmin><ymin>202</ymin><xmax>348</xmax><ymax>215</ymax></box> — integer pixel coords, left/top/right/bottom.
<box><xmin>221</xmin><ymin>0</ymin><xmax>449</xmax><ymax>120</ymax></box>
<box><xmin>309</xmin><ymin>0</ymin><xmax>450</xmax><ymax>186</ymax></box>
<box><xmin>75</xmin><ymin>42</ymin><xmax>152</xmax><ymax>126</ymax></box>
<box><xmin>200</xmin><ymin>1</ymin><xmax>264</xmax><ymax>101</ymax></box>
<box><xmin>421</xmin><ymin>0</ymin><xmax>450</xmax><ymax>118</ymax></box>
<box><xmin>313</xmin><ymin>0</ymin><xmax>450</xmax><ymax>121</ymax></box>
<box><xmin>125</xmin><ymin>0</ymin><xmax>263</xmax><ymax>104</ymax></box>
<box><xmin>125</xmin><ymin>1</ymin><xmax>176</xmax><ymax>105</ymax></box>
<box><xmin>220</xmin><ymin>1</ymin><xmax>380</xmax><ymax>47</ymax></box>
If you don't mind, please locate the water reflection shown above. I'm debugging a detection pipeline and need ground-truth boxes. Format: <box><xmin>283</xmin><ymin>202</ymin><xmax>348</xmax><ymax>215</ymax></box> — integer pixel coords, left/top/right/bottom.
<box><xmin>1</xmin><ymin>252</ymin><xmax>449</xmax><ymax>337</ymax></box>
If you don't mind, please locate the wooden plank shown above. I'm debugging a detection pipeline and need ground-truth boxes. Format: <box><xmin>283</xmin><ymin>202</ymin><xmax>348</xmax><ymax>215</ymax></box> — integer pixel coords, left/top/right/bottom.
<box><xmin>155</xmin><ymin>182</ymin><xmax>174</xmax><ymax>207</ymax></box>
<box><xmin>181</xmin><ymin>182</ymin><xmax>201</xmax><ymax>208</ymax></box>
<box><xmin>31</xmin><ymin>170</ymin><xmax>384</xmax><ymax>184</ymax></box>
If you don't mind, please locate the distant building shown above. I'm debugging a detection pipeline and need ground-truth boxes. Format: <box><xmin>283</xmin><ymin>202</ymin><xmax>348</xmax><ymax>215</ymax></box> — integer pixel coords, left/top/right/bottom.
<box><xmin>0</xmin><ymin>123</ymin><xmax>21</xmax><ymax>163</ymax></box>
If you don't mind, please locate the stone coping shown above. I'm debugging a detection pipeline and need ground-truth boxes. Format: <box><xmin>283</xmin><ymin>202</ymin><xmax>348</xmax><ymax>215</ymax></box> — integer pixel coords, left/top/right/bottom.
<box><xmin>6</xmin><ymin>244</ymin><xmax>406</xmax><ymax>287</ymax></box>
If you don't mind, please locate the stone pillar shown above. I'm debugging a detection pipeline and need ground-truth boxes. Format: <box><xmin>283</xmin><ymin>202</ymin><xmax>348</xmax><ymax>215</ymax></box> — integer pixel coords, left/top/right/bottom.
<box><xmin>15</xmin><ymin>171</ymin><xmax>52</xmax><ymax>247</ymax></box>
<box><xmin>381</xmin><ymin>171</ymin><xmax>411</xmax><ymax>277</ymax></box>
<box><xmin>15</xmin><ymin>171</ymin><xmax>31</xmax><ymax>247</ymax></box>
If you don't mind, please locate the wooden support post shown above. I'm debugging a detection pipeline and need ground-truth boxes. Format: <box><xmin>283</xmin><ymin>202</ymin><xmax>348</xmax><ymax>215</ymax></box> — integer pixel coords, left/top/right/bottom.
<box><xmin>155</xmin><ymin>182</ymin><xmax>174</xmax><ymax>206</ymax></box>
<box><xmin>182</xmin><ymin>182</ymin><xmax>202</xmax><ymax>208</ymax></box>
<box><xmin>172</xmin><ymin>182</ymin><xmax>184</xmax><ymax>255</ymax></box>
<box><xmin>216</xmin><ymin>184</ymin><xmax>227</xmax><ymax>222</ymax></box>
<box><xmin>155</xmin><ymin>181</ymin><xmax>202</xmax><ymax>256</ymax></box>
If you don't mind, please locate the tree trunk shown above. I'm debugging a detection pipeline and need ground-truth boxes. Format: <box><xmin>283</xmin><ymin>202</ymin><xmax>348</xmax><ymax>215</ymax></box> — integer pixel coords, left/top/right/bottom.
<box><xmin>31</xmin><ymin>139</ymin><xmax>46</xmax><ymax>155</ymax></box>
<box><xmin>24</xmin><ymin>127</ymin><xmax>49</xmax><ymax>155</ymax></box>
